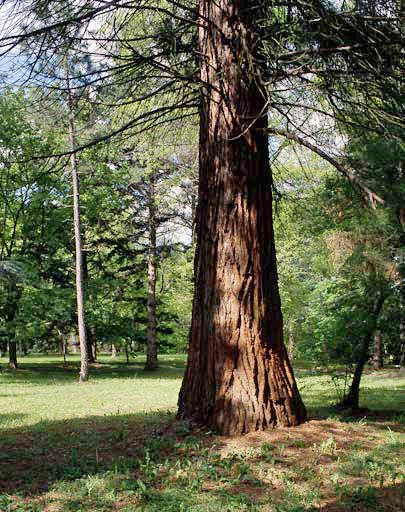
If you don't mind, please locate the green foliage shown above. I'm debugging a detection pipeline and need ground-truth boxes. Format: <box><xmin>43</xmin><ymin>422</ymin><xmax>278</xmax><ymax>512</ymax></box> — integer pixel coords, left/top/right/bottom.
<box><xmin>0</xmin><ymin>85</ymin><xmax>196</xmax><ymax>359</ymax></box>
<box><xmin>275</xmin><ymin>143</ymin><xmax>400</xmax><ymax>379</ymax></box>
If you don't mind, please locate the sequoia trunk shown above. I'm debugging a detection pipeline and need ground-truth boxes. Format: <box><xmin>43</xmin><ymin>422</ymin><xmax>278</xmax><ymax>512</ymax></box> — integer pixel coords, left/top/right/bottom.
<box><xmin>177</xmin><ymin>0</ymin><xmax>306</xmax><ymax>434</ymax></box>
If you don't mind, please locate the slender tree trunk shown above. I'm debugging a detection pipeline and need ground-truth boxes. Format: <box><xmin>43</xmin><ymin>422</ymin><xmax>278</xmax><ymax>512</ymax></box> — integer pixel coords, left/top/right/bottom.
<box><xmin>372</xmin><ymin>329</ymin><xmax>383</xmax><ymax>369</ymax></box>
<box><xmin>61</xmin><ymin>338</ymin><xmax>67</xmax><ymax>365</ymax></box>
<box><xmin>191</xmin><ymin>187</ymin><xmax>197</xmax><ymax>245</ymax></box>
<box><xmin>400</xmin><ymin>315</ymin><xmax>405</xmax><ymax>367</ymax></box>
<box><xmin>86</xmin><ymin>323</ymin><xmax>95</xmax><ymax>364</ymax></box>
<box><xmin>8</xmin><ymin>341</ymin><xmax>17</xmax><ymax>369</ymax></box>
<box><xmin>71</xmin><ymin>334</ymin><xmax>78</xmax><ymax>354</ymax></box>
<box><xmin>111</xmin><ymin>343</ymin><xmax>118</xmax><ymax>358</ymax></box>
<box><xmin>66</xmin><ymin>62</ymin><xmax>88</xmax><ymax>383</ymax></box>
<box><xmin>341</xmin><ymin>295</ymin><xmax>386</xmax><ymax>409</ymax></box>
<box><xmin>341</xmin><ymin>335</ymin><xmax>371</xmax><ymax>409</ymax></box>
<box><xmin>145</xmin><ymin>172</ymin><xmax>158</xmax><ymax>370</ymax></box>
<box><xmin>288</xmin><ymin>324</ymin><xmax>295</xmax><ymax>362</ymax></box>
<box><xmin>82</xmin><ymin>249</ymin><xmax>95</xmax><ymax>364</ymax></box>
<box><xmin>177</xmin><ymin>0</ymin><xmax>306</xmax><ymax>434</ymax></box>
<box><xmin>399</xmin><ymin>225</ymin><xmax>405</xmax><ymax>366</ymax></box>
<box><xmin>6</xmin><ymin>283</ymin><xmax>20</xmax><ymax>369</ymax></box>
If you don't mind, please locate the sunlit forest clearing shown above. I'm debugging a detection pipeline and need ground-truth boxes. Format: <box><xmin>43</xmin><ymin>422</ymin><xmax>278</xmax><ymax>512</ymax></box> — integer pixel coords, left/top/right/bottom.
<box><xmin>0</xmin><ymin>355</ymin><xmax>404</xmax><ymax>511</ymax></box>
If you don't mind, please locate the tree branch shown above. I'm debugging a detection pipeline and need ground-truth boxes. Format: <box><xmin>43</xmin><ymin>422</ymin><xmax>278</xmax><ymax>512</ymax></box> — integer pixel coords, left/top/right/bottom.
<box><xmin>264</xmin><ymin>127</ymin><xmax>385</xmax><ymax>208</ymax></box>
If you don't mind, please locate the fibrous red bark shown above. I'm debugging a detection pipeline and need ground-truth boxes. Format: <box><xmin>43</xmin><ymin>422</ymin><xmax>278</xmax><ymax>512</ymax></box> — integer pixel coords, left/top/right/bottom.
<box><xmin>177</xmin><ymin>0</ymin><xmax>306</xmax><ymax>435</ymax></box>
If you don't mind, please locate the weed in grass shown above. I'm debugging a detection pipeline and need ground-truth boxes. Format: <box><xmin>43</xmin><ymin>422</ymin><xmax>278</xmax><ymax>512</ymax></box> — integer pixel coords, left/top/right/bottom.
<box><xmin>260</xmin><ymin>443</ymin><xmax>276</xmax><ymax>464</ymax></box>
<box><xmin>0</xmin><ymin>496</ymin><xmax>11</xmax><ymax>512</ymax></box>
<box><xmin>350</xmin><ymin>485</ymin><xmax>377</xmax><ymax>506</ymax></box>
<box><xmin>233</xmin><ymin>461</ymin><xmax>252</xmax><ymax>483</ymax></box>
<box><xmin>278</xmin><ymin>444</ymin><xmax>286</xmax><ymax>457</ymax></box>
<box><xmin>318</xmin><ymin>435</ymin><xmax>337</xmax><ymax>456</ymax></box>
<box><xmin>274</xmin><ymin>507</ymin><xmax>307</xmax><ymax>512</ymax></box>
<box><xmin>85</xmin><ymin>474</ymin><xmax>109</xmax><ymax>497</ymax></box>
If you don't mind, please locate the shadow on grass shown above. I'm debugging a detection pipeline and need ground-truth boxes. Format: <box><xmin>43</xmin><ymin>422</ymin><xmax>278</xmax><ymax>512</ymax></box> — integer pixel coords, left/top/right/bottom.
<box><xmin>0</xmin><ymin>359</ymin><xmax>186</xmax><ymax>384</ymax></box>
<box><xmin>0</xmin><ymin>410</ymin><xmax>176</xmax><ymax>495</ymax></box>
<box><xmin>0</xmin><ymin>413</ymin><xmax>27</xmax><ymax>425</ymax></box>
<box><xmin>306</xmin><ymin>405</ymin><xmax>405</xmax><ymax>436</ymax></box>
<box><xmin>0</xmin><ymin>408</ymin><xmax>404</xmax><ymax>512</ymax></box>
<box><xmin>319</xmin><ymin>482</ymin><xmax>405</xmax><ymax>512</ymax></box>
<box><xmin>1</xmin><ymin>405</ymin><xmax>404</xmax><ymax>495</ymax></box>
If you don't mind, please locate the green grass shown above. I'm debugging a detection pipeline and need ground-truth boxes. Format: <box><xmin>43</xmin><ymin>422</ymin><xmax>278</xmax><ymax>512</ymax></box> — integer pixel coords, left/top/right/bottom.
<box><xmin>0</xmin><ymin>354</ymin><xmax>185</xmax><ymax>428</ymax></box>
<box><xmin>0</xmin><ymin>355</ymin><xmax>404</xmax><ymax>511</ymax></box>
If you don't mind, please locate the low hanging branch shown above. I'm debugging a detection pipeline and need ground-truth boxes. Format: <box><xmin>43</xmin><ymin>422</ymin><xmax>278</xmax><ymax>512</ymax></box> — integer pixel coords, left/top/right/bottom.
<box><xmin>264</xmin><ymin>127</ymin><xmax>385</xmax><ymax>208</ymax></box>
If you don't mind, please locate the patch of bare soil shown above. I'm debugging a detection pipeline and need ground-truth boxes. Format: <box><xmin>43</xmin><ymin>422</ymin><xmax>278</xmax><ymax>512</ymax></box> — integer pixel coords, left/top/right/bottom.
<box><xmin>216</xmin><ymin>419</ymin><xmax>380</xmax><ymax>455</ymax></box>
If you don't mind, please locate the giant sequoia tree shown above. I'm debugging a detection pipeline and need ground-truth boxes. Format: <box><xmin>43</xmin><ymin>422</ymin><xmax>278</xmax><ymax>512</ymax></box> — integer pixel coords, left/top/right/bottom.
<box><xmin>177</xmin><ymin>0</ymin><xmax>306</xmax><ymax>433</ymax></box>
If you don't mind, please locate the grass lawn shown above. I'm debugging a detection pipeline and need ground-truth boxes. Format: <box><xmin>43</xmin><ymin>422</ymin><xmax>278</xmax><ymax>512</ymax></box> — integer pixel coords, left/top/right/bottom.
<box><xmin>0</xmin><ymin>354</ymin><xmax>404</xmax><ymax>511</ymax></box>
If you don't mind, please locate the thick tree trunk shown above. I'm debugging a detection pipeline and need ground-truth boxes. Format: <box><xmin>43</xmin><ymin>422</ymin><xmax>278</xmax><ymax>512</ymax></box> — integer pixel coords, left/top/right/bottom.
<box><xmin>372</xmin><ymin>329</ymin><xmax>383</xmax><ymax>369</ymax></box>
<box><xmin>177</xmin><ymin>0</ymin><xmax>306</xmax><ymax>434</ymax></box>
<box><xmin>66</xmin><ymin>63</ymin><xmax>88</xmax><ymax>383</ymax></box>
<box><xmin>341</xmin><ymin>295</ymin><xmax>386</xmax><ymax>409</ymax></box>
<box><xmin>145</xmin><ymin>172</ymin><xmax>158</xmax><ymax>371</ymax></box>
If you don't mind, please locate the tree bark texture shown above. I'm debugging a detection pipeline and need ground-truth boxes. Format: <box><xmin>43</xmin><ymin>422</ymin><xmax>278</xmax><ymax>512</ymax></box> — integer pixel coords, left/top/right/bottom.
<box><xmin>177</xmin><ymin>0</ymin><xmax>306</xmax><ymax>435</ymax></box>
<box><xmin>66</xmin><ymin>64</ymin><xmax>88</xmax><ymax>383</ymax></box>
<box><xmin>145</xmin><ymin>172</ymin><xmax>158</xmax><ymax>370</ymax></box>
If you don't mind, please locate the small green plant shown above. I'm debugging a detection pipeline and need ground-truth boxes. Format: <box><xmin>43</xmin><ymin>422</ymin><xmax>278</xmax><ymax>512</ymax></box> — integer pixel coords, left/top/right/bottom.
<box><xmin>330</xmin><ymin>368</ymin><xmax>353</xmax><ymax>403</ymax></box>
<box><xmin>278</xmin><ymin>444</ymin><xmax>286</xmax><ymax>457</ymax></box>
<box><xmin>260</xmin><ymin>443</ymin><xmax>276</xmax><ymax>463</ymax></box>
<box><xmin>318</xmin><ymin>435</ymin><xmax>337</xmax><ymax>456</ymax></box>
<box><xmin>85</xmin><ymin>474</ymin><xmax>108</xmax><ymax>497</ymax></box>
